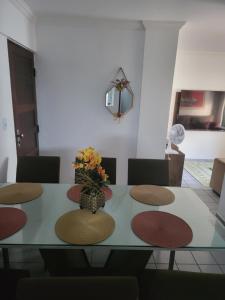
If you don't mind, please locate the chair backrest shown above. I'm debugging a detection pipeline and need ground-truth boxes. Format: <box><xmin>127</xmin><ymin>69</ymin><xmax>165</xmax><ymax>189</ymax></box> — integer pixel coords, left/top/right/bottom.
<box><xmin>128</xmin><ymin>158</ymin><xmax>169</xmax><ymax>186</ymax></box>
<box><xmin>75</xmin><ymin>157</ymin><xmax>116</xmax><ymax>185</ymax></box>
<box><xmin>16</xmin><ymin>156</ymin><xmax>60</xmax><ymax>183</ymax></box>
<box><xmin>101</xmin><ymin>157</ymin><xmax>116</xmax><ymax>185</ymax></box>
<box><xmin>17</xmin><ymin>276</ymin><xmax>138</xmax><ymax>300</ymax></box>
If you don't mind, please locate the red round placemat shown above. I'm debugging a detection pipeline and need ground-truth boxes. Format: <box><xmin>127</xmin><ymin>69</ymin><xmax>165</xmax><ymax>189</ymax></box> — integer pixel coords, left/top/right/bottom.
<box><xmin>67</xmin><ymin>185</ymin><xmax>112</xmax><ymax>203</ymax></box>
<box><xmin>131</xmin><ymin>211</ymin><xmax>193</xmax><ymax>248</ymax></box>
<box><xmin>0</xmin><ymin>207</ymin><xmax>27</xmax><ymax>240</ymax></box>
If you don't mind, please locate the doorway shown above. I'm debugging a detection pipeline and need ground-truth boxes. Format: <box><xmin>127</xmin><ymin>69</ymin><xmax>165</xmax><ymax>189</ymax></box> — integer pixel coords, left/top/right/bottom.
<box><xmin>8</xmin><ymin>40</ymin><xmax>39</xmax><ymax>157</ymax></box>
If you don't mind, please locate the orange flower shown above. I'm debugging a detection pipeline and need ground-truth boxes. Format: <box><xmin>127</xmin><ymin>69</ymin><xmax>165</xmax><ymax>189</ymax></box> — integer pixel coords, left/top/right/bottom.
<box><xmin>97</xmin><ymin>166</ymin><xmax>108</xmax><ymax>182</ymax></box>
<box><xmin>73</xmin><ymin>147</ymin><xmax>108</xmax><ymax>184</ymax></box>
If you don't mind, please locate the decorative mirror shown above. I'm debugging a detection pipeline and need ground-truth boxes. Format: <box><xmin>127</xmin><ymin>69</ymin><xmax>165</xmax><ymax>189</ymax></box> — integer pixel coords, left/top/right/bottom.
<box><xmin>105</xmin><ymin>68</ymin><xmax>134</xmax><ymax>118</ymax></box>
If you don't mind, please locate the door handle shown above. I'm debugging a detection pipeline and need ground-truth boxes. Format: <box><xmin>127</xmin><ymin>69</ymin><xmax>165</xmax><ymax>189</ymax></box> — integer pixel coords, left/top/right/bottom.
<box><xmin>16</xmin><ymin>129</ymin><xmax>24</xmax><ymax>147</ymax></box>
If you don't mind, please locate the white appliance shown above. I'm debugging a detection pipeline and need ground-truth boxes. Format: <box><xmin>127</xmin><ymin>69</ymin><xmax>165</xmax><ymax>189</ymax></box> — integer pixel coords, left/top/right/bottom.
<box><xmin>165</xmin><ymin>124</ymin><xmax>185</xmax><ymax>154</ymax></box>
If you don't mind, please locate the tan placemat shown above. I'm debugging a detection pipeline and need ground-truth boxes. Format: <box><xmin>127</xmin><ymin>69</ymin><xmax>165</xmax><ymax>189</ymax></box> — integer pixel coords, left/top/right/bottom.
<box><xmin>0</xmin><ymin>183</ymin><xmax>43</xmax><ymax>204</ymax></box>
<box><xmin>55</xmin><ymin>209</ymin><xmax>115</xmax><ymax>245</ymax></box>
<box><xmin>130</xmin><ymin>185</ymin><xmax>175</xmax><ymax>206</ymax></box>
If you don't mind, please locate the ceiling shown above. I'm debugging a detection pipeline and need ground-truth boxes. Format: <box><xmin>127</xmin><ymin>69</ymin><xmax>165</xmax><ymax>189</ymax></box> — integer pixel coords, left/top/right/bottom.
<box><xmin>23</xmin><ymin>0</ymin><xmax>225</xmax><ymax>52</ymax></box>
<box><xmin>23</xmin><ymin>0</ymin><xmax>225</xmax><ymax>21</ymax></box>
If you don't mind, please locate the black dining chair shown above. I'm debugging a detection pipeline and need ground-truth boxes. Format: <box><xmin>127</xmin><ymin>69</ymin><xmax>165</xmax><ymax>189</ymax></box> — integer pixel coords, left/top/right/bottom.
<box><xmin>16</xmin><ymin>270</ymin><xmax>225</xmax><ymax>300</ymax></box>
<box><xmin>16</xmin><ymin>156</ymin><xmax>60</xmax><ymax>183</ymax></box>
<box><xmin>128</xmin><ymin>158</ymin><xmax>169</xmax><ymax>186</ymax></box>
<box><xmin>75</xmin><ymin>157</ymin><xmax>117</xmax><ymax>185</ymax></box>
<box><xmin>0</xmin><ymin>268</ymin><xmax>30</xmax><ymax>300</ymax></box>
<box><xmin>17</xmin><ymin>276</ymin><xmax>138</xmax><ymax>300</ymax></box>
<box><xmin>105</xmin><ymin>159</ymin><xmax>170</xmax><ymax>276</ymax></box>
<box><xmin>138</xmin><ymin>269</ymin><xmax>225</xmax><ymax>300</ymax></box>
<box><xmin>16</xmin><ymin>155</ymin><xmax>90</xmax><ymax>276</ymax></box>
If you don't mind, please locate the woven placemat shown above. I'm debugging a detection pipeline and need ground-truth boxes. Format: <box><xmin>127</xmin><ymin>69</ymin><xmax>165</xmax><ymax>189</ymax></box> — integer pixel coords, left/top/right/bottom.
<box><xmin>55</xmin><ymin>209</ymin><xmax>115</xmax><ymax>245</ymax></box>
<box><xmin>130</xmin><ymin>185</ymin><xmax>175</xmax><ymax>206</ymax></box>
<box><xmin>0</xmin><ymin>183</ymin><xmax>43</xmax><ymax>204</ymax></box>
<box><xmin>67</xmin><ymin>185</ymin><xmax>112</xmax><ymax>203</ymax></box>
<box><xmin>131</xmin><ymin>211</ymin><xmax>193</xmax><ymax>248</ymax></box>
<box><xmin>0</xmin><ymin>207</ymin><xmax>27</xmax><ymax>240</ymax></box>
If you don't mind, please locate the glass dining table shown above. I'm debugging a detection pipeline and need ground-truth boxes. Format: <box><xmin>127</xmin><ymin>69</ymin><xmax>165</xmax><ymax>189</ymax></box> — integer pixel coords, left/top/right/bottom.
<box><xmin>1</xmin><ymin>184</ymin><xmax>225</xmax><ymax>270</ymax></box>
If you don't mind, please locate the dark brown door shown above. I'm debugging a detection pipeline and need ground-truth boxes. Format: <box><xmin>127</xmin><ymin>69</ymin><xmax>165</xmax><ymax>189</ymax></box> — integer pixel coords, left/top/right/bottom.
<box><xmin>8</xmin><ymin>40</ymin><xmax>39</xmax><ymax>157</ymax></box>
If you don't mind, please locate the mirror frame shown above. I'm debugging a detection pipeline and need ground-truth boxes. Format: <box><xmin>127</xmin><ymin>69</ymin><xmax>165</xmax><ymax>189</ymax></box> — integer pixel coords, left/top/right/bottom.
<box><xmin>105</xmin><ymin>68</ymin><xmax>134</xmax><ymax>118</ymax></box>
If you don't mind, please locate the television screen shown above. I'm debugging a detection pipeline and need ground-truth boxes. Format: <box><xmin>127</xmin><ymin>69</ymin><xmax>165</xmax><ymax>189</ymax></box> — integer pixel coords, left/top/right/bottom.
<box><xmin>174</xmin><ymin>90</ymin><xmax>225</xmax><ymax>131</ymax></box>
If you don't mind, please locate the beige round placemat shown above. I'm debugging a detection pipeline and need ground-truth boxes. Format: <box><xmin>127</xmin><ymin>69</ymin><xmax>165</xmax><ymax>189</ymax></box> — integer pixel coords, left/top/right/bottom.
<box><xmin>0</xmin><ymin>183</ymin><xmax>43</xmax><ymax>204</ymax></box>
<box><xmin>55</xmin><ymin>209</ymin><xmax>115</xmax><ymax>245</ymax></box>
<box><xmin>130</xmin><ymin>185</ymin><xmax>175</xmax><ymax>206</ymax></box>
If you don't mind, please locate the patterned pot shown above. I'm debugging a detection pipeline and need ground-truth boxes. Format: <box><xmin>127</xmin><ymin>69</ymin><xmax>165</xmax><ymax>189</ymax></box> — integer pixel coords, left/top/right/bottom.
<box><xmin>80</xmin><ymin>189</ymin><xmax>105</xmax><ymax>214</ymax></box>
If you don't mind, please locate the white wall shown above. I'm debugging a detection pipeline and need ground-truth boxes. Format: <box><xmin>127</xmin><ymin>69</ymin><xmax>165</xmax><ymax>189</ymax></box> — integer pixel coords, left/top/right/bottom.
<box><xmin>0</xmin><ymin>0</ymin><xmax>36</xmax><ymax>182</ymax></box>
<box><xmin>0</xmin><ymin>35</ymin><xmax>17</xmax><ymax>182</ymax></box>
<box><xmin>180</xmin><ymin>131</ymin><xmax>225</xmax><ymax>159</ymax></box>
<box><xmin>36</xmin><ymin>16</ymin><xmax>144</xmax><ymax>184</ymax></box>
<box><xmin>0</xmin><ymin>0</ymin><xmax>36</xmax><ymax>50</ymax></box>
<box><xmin>137</xmin><ymin>21</ymin><xmax>183</xmax><ymax>159</ymax></box>
<box><xmin>169</xmin><ymin>50</ymin><xmax>225</xmax><ymax>159</ymax></box>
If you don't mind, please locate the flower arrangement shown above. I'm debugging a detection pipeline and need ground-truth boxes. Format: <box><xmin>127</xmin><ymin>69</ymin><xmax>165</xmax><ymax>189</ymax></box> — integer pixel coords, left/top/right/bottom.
<box><xmin>111</xmin><ymin>78</ymin><xmax>130</xmax><ymax>118</ymax></box>
<box><xmin>73</xmin><ymin>147</ymin><xmax>109</xmax><ymax>195</ymax></box>
<box><xmin>112</xmin><ymin>78</ymin><xmax>130</xmax><ymax>91</ymax></box>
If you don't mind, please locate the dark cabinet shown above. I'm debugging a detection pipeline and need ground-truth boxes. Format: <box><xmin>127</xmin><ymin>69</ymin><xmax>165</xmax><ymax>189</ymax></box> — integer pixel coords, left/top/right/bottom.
<box><xmin>165</xmin><ymin>146</ymin><xmax>185</xmax><ymax>187</ymax></box>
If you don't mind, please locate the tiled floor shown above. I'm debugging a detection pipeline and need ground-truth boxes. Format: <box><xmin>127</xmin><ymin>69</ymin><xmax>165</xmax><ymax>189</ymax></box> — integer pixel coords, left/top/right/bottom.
<box><xmin>1</xmin><ymin>168</ymin><xmax>224</xmax><ymax>276</ymax></box>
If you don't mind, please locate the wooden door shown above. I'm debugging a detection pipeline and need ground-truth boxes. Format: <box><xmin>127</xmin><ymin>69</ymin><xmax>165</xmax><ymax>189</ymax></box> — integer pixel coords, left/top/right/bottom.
<box><xmin>8</xmin><ymin>40</ymin><xmax>39</xmax><ymax>157</ymax></box>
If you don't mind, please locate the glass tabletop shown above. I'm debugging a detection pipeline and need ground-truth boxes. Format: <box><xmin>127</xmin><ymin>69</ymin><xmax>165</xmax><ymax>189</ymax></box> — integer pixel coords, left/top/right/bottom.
<box><xmin>0</xmin><ymin>184</ymin><xmax>225</xmax><ymax>250</ymax></box>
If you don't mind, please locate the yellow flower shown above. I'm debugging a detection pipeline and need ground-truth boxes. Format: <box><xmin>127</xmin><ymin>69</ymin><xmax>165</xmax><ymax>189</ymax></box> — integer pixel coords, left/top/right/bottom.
<box><xmin>73</xmin><ymin>162</ymin><xmax>84</xmax><ymax>169</ymax></box>
<box><xmin>83</xmin><ymin>147</ymin><xmax>95</xmax><ymax>162</ymax></box>
<box><xmin>77</xmin><ymin>152</ymin><xmax>84</xmax><ymax>161</ymax></box>
<box><xmin>80</xmin><ymin>147</ymin><xmax>101</xmax><ymax>168</ymax></box>
<box><xmin>74</xmin><ymin>147</ymin><xmax>104</xmax><ymax>172</ymax></box>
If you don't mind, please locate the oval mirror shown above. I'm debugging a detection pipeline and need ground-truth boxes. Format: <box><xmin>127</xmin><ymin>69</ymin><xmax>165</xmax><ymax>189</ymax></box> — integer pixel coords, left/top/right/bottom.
<box><xmin>105</xmin><ymin>68</ymin><xmax>134</xmax><ymax>118</ymax></box>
